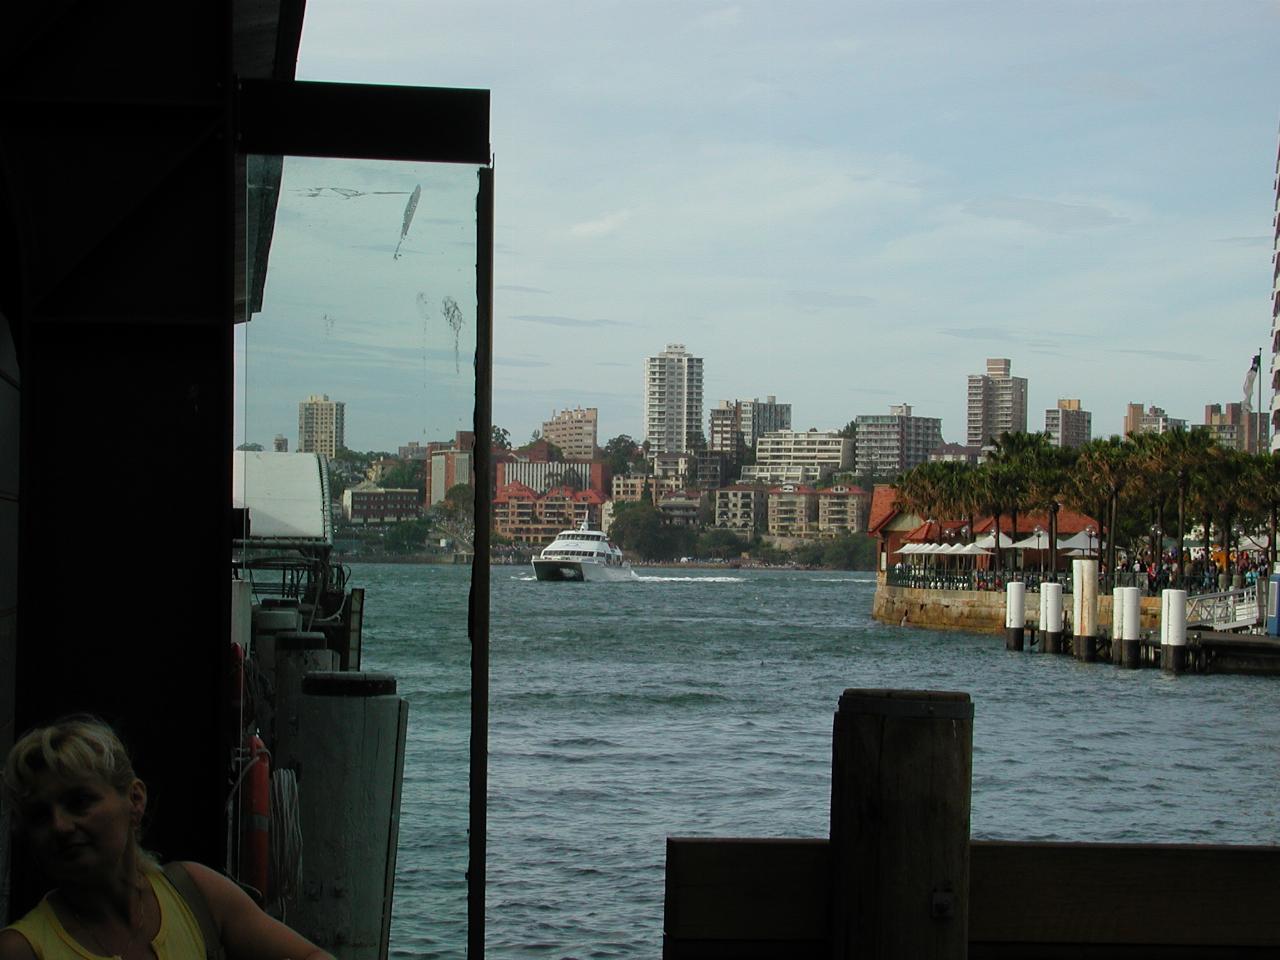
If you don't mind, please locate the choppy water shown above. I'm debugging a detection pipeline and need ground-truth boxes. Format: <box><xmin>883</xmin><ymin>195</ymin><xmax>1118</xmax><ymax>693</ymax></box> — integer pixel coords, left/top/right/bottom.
<box><xmin>354</xmin><ymin>562</ymin><xmax>1280</xmax><ymax>959</ymax></box>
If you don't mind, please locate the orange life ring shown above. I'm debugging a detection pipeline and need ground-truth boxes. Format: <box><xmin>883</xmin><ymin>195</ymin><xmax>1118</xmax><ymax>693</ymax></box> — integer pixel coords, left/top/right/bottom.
<box><xmin>239</xmin><ymin>735</ymin><xmax>270</xmax><ymax>898</ymax></box>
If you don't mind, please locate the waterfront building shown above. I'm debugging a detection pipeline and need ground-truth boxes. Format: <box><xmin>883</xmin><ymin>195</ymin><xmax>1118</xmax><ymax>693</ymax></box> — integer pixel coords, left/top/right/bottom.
<box><xmin>496</xmin><ymin>459</ymin><xmax>608</xmax><ymax>496</ymax></box>
<box><xmin>273</xmin><ymin>434</ymin><xmax>288</xmax><ymax>453</ymax></box>
<box><xmin>643</xmin><ymin>343</ymin><xmax>704</xmax><ymax>453</ymax></box>
<box><xmin>541</xmin><ymin>406</ymin><xmax>598</xmax><ymax>461</ymax></box>
<box><xmin>341</xmin><ymin>481</ymin><xmax>422</xmax><ymax>524</ymax></box>
<box><xmin>657</xmin><ymin>490</ymin><xmax>702</xmax><ymax>527</ymax></box>
<box><xmin>1045</xmin><ymin>399</ymin><xmax>1092</xmax><ymax>449</ymax></box>
<box><xmin>966</xmin><ymin>358</ymin><xmax>1027</xmax><ymax>447</ymax></box>
<box><xmin>695</xmin><ymin>451</ymin><xmax>733</xmax><ymax>490</ymax></box>
<box><xmin>425</xmin><ymin>431</ymin><xmax>475</xmax><ymax>507</ymax></box>
<box><xmin>492</xmin><ymin>482</ymin><xmax>606</xmax><ymax>544</ymax></box>
<box><xmin>1203</xmin><ymin>402</ymin><xmax>1267</xmax><ymax>453</ymax></box>
<box><xmin>297</xmin><ymin>393</ymin><xmax>345</xmax><ymax>457</ymax></box>
<box><xmin>713</xmin><ymin>484</ymin><xmax>768</xmax><ymax>532</ymax></box>
<box><xmin>708</xmin><ymin>401</ymin><xmax>744</xmax><ymax>456</ymax></box>
<box><xmin>853</xmin><ymin>404</ymin><xmax>943</xmax><ymax>477</ymax></box>
<box><xmin>1123</xmin><ymin>403</ymin><xmax>1187</xmax><ymax>437</ymax></box>
<box><xmin>816</xmin><ymin>484</ymin><xmax>870</xmax><ymax>536</ymax></box>
<box><xmin>767</xmin><ymin>484</ymin><xmax>819</xmax><ymax>537</ymax></box>
<box><xmin>612</xmin><ymin>473</ymin><xmax>681</xmax><ymax>503</ymax></box>
<box><xmin>740</xmin><ymin>429</ymin><xmax>853</xmax><ymax>485</ymax></box>
<box><xmin>928</xmin><ymin>442</ymin><xmax>981</xmax><ymax>464</ymax></box>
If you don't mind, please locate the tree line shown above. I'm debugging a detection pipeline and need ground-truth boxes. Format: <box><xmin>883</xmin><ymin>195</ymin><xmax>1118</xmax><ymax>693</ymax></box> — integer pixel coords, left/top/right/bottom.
<box><xmin>893</xmin><ymin>429</ymin><xmax>1280</xmax><ymax>584</ymax></box>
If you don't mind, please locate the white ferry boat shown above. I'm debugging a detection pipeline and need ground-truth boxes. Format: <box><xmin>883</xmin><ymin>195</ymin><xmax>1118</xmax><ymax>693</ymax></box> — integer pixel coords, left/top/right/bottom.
<box><xmin>533</xmin><ymin>522</ymin><xmax>634</xmax><ymax>582</ymax></box>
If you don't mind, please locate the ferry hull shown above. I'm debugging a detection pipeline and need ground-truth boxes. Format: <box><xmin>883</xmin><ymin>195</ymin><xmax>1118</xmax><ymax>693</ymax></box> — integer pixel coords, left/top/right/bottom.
<box><xmin>532</xmin><ymin>559</ymin><xmax>634</xmax><ymax>582</ymax></box>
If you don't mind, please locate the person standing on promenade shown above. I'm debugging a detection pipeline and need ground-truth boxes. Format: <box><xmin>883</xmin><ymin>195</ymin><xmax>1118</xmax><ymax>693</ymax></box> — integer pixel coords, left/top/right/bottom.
<box><xmin>0</xmin><ymin>717</ymin><xmax>336</xmax><ymax>960</ymax></box>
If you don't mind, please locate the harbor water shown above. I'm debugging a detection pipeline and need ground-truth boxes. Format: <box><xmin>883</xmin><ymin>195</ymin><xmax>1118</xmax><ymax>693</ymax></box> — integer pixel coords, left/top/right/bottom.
<box><xmin>353</xmin><ymin>562</ymin><xmax>1280</xmax><ymax>959</ymax></box>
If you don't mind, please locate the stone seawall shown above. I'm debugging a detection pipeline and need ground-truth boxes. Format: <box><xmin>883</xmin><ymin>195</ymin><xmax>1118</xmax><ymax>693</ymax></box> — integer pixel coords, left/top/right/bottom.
<box><xmin>872</xmin><ymin>581</ymin><xmax>1163</xmax><ymax>635</ymax></box>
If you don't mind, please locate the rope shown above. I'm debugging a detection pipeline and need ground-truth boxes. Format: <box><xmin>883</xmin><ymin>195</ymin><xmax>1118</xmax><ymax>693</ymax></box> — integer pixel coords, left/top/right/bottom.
<box><xmin>270</xmin><ymin>768</ymin><xmax>304</xmax><ymax>917</ymax></box>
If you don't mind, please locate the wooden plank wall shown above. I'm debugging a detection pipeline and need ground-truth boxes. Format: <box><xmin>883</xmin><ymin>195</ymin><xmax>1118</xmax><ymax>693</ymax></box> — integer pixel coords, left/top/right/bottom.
<box><xmin>665</xmin><ymin>838</ymin><xmax>1280</xmax><ymax>959</ymax></box>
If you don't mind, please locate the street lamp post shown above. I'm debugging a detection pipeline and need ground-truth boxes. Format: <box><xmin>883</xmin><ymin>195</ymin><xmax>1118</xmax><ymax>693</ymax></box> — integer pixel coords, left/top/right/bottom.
<box><xmin>1035</xmin><ymin>525</ymin><xmax>1044</xmax><ymax>578</ymax></box>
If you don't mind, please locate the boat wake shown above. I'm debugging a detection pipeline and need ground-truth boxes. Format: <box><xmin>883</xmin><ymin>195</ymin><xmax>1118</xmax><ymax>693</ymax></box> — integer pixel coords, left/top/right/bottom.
<box><xmin>632</xmin><ymin>574</ymin><xmax>746</xmax><ymax>583</ymax></box>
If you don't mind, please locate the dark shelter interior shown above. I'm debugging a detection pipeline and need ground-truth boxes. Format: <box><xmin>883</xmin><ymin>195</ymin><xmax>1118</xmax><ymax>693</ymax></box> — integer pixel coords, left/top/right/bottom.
<box><xmin>0</xmin><ymin>4</ymin><xmax>491</xmax><ymax>951</ymax></box>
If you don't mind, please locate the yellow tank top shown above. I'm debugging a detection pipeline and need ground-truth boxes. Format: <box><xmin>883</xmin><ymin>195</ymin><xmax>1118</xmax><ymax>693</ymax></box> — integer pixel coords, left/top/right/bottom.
<box><xmin>4</xmin><ymin>869</ymin><xmax>207</xmax><ymax>960</ymax></box>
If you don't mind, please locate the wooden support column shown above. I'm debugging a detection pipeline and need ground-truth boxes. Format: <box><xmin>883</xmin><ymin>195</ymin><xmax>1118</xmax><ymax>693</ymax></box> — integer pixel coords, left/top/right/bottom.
<box><xmin>830</xmin><ymin>689</ymin><xmax>973</xmax><ymax>960</ymax></box>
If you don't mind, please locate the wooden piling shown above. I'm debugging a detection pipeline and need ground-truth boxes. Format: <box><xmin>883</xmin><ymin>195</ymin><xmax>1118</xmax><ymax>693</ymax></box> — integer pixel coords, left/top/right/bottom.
<box><xmin>1004</xmin><ymin>581</ymin><xmax>1025</xmax><ymax>651</ymax></box>
<box><xmin>1073</xmin><ymin>560</ymin><xmax>1098</xmax><ymax>662</ymax></box>
<box><xmin>830</xmin><ymin>689</ymin><xmax>973</xmax><ymax>960</ymax></box>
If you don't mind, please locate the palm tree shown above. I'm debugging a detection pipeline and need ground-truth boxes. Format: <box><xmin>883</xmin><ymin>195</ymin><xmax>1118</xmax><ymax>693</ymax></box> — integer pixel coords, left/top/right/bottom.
<box><xmin>1155</xmin><ymin>428</ymin><xmax>1216</xmax><ymax>585</ymax></box>
<box><xmin>1069</xmin><ymin>437</ymin><xmax>1132</xmax><ymax>588</ymax></box>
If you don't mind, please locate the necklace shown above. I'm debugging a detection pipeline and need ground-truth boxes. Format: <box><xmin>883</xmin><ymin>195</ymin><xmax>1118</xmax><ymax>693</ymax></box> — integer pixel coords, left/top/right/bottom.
<box><xmin>62</xmin><ymin>883</ymin><xmax>149</xmax><ymax>960</ymax></box>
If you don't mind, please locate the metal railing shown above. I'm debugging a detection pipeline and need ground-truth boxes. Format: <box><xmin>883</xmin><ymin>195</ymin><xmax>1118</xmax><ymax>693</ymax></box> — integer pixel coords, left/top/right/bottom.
<box><xmin>1185</xmin><ymin>587</ymin><xmax>1260</xmax><ymax>630</ymax></box>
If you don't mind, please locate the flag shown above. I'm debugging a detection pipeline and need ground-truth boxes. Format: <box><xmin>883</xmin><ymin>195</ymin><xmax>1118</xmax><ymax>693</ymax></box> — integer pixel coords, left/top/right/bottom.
<box><xmin>1242</xmin><ymin>354</ymin><xmax>1260</xmax><ymax>410</ymax></box>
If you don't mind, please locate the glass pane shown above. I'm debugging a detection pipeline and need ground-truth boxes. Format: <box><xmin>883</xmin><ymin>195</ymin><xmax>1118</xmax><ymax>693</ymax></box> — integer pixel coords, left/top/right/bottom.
<box><xmin>234</xmin><ymin>156</ymin><xmax>483</xmax><ymax>955</ymax></box>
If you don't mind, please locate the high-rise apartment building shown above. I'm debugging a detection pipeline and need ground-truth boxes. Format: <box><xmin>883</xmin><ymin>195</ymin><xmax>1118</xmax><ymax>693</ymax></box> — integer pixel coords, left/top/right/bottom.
<box><xmin>739</xmin><ymin>396</ymin><xmax>791</xmax><ymax>446</ymax></box>
<box><xmin>709</xmin><ymin>395</ymin><xmax>791</xmax><ymax>454</ymax></box>
<box><xmin>541</xmin><ymin>406</ymin><xmax>598</xmax><ymax>460</ymax></box>
<box><xmin>297</xmin><ymin>393</ymin><xmax>345</xmax><ymax>457</ymax></box>
<box><xmin>1044</xmin><ymin>399</ymin><xmax>1091</xmax><ymax>449</ymax></box>
<box><xmin>966</xmin><ymin>358</ymin><xmax>1027</xmax><ymax>447</ymax></box>
<box><xmin>643</xmin><ymin>343</ymin><xmax>703</xmax><ymax>453</ymax></box>
<box><xmin>273</xmin><ymin>434</ymin><xmax>288</xmax><ymax>453</ymax></box>
<box><xmin>1203</xmin><ymin>402</ymin><xmax>1267</xmax><ymax>453</ymax></box>
<box><xmin>1271</xmin><ymin>137</ymin><xmax>1280</xmax><ymax>452</ymax></box>
<box><xmin>708</xmin><ymin>401</ymin><xmax>745</xmax><ymax>456</ymax></box>
<box><xmin>853</xmin><ymin>404</ymin><xmax>943</xmax><ymax>477</ymax></box>
<box><xmin>1123</xmin><ymin>403</ymin><xmax>1187</xmax><ymax>437</ymax></box>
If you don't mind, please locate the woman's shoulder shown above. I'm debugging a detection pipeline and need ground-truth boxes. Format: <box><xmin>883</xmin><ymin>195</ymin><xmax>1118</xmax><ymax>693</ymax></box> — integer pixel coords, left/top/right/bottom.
<box><xmin>0</xmin><ymin>927</ymin><xmax>38</xmax><ymax>960</ymax></box>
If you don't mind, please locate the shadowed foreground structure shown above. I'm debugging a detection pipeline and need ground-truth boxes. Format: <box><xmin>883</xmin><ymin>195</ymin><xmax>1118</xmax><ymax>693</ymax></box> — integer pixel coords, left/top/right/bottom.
<box><xmin>664</xmin><ymin>689</ymin><xmax>1280</xmax><ymax>959</ymax></box>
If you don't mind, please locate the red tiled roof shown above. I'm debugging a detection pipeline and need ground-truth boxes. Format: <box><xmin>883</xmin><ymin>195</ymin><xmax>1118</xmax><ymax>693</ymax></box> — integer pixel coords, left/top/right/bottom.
<box><xmin>971</xmin><ymin>508</ymin><xmax>1099</xmax><ymax>536</ymax></box>
<box><xmin>867</xmin><ymin>484</ymin><xmax>900</xmax><ymax>534</ymax></box>
<box><xmin>493</xmin><ymin>482</ymin><xmax>538</xmax><ymax>502</ymax></box>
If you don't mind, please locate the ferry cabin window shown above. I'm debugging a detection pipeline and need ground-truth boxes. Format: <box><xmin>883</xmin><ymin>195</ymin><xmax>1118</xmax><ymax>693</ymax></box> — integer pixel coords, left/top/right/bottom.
<box><xmin>235</xmin><ymin>156</ymin><xmax>485</xmax><ymax>952</ymax></box>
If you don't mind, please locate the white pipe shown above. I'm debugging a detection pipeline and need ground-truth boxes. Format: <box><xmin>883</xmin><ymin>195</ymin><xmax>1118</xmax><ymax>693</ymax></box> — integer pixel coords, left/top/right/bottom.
<box><xmin>1121</xmin><ymin>586</ymin><xmax>1141</xmax><ymax>642</ymax></box>
<box><xmin>1044</xmin><ymin>583</ymin><xmax>1064</xmax><ymax>633</ymax></box>
<box><xmin>1164</xmin><ymin>589</ymin><xmax>1188</xmax><ymax>647</ymax></box>
<box><xmin>1005</xmin><ymin>581</ymin><xmax>1026</xmax><ymax>629</ymax></box>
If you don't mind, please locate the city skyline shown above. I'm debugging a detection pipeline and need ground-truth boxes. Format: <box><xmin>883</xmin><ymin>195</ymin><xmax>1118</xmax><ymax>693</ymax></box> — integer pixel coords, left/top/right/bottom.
<box><xmin>233</xmin><ymin>2</ymin><xmax>1280</xmax><ymax>451</ymax></box>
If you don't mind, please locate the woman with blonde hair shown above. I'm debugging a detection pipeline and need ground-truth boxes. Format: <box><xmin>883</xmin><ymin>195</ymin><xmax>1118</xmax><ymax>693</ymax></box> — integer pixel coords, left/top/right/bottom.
<box><xmin>1</xmin><ymin>717</ymin><xmax>334</xmax><ymax>960</ymax></box>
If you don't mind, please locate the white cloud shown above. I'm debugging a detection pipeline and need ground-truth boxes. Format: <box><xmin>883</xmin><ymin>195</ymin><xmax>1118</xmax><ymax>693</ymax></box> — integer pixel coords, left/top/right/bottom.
<box><xmin>568</xmin><ymin>209</ymin><xmax>634</xmax><ymax>238</ymax></box>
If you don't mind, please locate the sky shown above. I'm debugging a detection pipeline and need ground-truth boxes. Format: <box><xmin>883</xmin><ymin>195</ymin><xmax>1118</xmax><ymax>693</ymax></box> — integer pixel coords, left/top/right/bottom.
<box><xmin>240</xmin><ymin>0</ymin><xmax>1280</xmax><ymax>452</ymax></box>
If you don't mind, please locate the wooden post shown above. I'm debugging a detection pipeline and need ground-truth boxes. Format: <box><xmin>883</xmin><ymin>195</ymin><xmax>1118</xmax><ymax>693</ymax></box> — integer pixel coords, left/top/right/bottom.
<box><xmin>1074</xmin><ymin>559</ymin><xmax>1098</xmax><ymax>662</ymax></box>
<box><xmin>1005</xmin><ymin>581</ymin><xmax>1025</xmax><ymax>651</ymax></box>
<box><xmin>830</xmin><ymin>689</ymin><xmax>973</xmax><ymax>960</ymax></box>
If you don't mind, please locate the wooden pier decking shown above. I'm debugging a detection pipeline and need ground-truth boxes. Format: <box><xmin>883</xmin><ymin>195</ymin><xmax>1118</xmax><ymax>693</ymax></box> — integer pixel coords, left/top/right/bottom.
<box><xmin>663</xmin><ymin>688</ymin><xmax>1280</xmax><ymax>960</ymax></box>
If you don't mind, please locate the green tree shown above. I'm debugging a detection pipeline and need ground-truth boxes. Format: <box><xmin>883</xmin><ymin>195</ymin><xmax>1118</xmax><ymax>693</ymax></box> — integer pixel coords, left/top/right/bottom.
<box><xmin>443</xmin><ymin>482</ymin><xmax>473</xmax><ymax>517</ymax></box>
<box><xmin>603</xmin><ymin>434</ymin><xmax>639</xmax><ymax>475</ymax></box>
<box><xmin>491</xmin><ymin>425</ymin><xmax>511</xmax><ymax>450</ymax></box>
<box><xmin>697</xmin><ymin>528</ymin><xmax>748</xmax><ymax>559</ymax></box>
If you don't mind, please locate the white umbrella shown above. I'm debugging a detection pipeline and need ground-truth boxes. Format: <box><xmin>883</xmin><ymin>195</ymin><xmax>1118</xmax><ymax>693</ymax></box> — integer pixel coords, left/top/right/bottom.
<box><xmin>1009</xmin><ymin>532</ymin><xmax>1051</xmax><ymax>550</ymax></box>
<box><xmin>1056</xmin><ymin>530</ymin><xmax>1098</xmax><ymax>551</ymax></box>
<box><xmin>973</xmin><ymin>531</ymin><xmax>1017</xmax><ymax>549</ymax></box>
<box><xmin>959</xmin><ymin>543</ymin><xmax>992</xmax><ymax>555</ymax></box>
